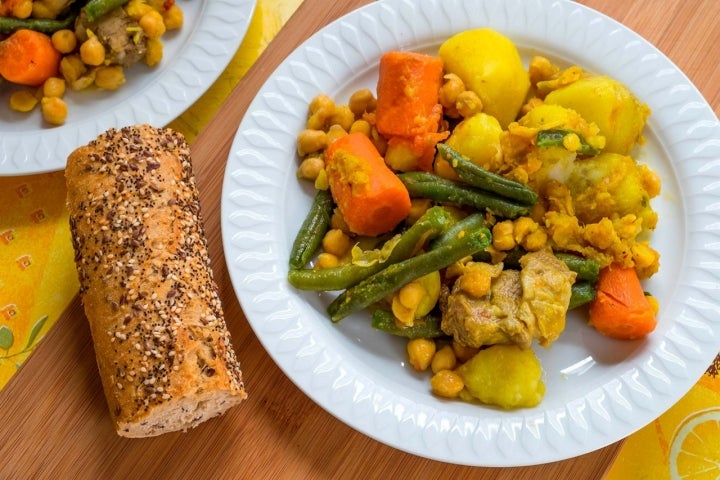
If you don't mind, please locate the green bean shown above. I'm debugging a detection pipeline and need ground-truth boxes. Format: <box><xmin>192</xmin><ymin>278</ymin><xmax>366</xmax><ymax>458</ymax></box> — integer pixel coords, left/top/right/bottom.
<box><xmin>437</xmin><ymin>143</ymin><xmax>538</xmax><ymax>205</ymax></box>
<box><xmin>555</xmin><ymin>252</ymin><xmax>600</xmax><ymax>283</ymax></box>
<box><xmin>371</xmin><ymin>309</ymin><xmax>447</xmax><ymax>339</ymax></box>
<box><xmin>568</xmin><ymin>281</ymin><xmax>596</xmax><ymax>309</ymax></box>
<box><xmin>0</xmin><ymin>10</ymin><xmax>78</xmax><ymax>34</ymax></box>
<box><xmin>327</xmin><ymin>214</ymin><xmax>491</xmax><ymax>322</ymax></box>
<box><xmin>288</xmin><ymin>206</ymin><xmax>453</xmax><ymax>290</ymax></box>
<box><xmin>398</xmin><ymin>171</ymin><xmax>530</xmax><ymax>219</ymax></box>
<box><xmin>288</xmin><ymin>189</ymin><xmax>334</xmax><ymax>269</ymax></box>
<box><xmin>536</xmin><ymin>129</ymin><xmax>599</xmax><ymax>156</ymax></box>
<box><xmin>84</xmin><ymin>0</ymin><xmax>128</xmax><ymax>21</ymax></box>
<box><xmin>430</xmin><ymin>210</ymin><xmax>487</xmax><ymax>248</ymax></box>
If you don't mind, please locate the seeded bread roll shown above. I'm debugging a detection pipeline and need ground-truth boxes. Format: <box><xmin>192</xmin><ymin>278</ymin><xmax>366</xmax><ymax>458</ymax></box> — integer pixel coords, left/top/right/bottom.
<box><xmin>65</xmin><ymin>124</ymin><xmax>247</xmax><ymax>438</ymax></box>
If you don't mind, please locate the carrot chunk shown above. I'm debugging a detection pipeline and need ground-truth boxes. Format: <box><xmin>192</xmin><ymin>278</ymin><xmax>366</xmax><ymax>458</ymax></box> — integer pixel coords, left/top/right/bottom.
<box><xmin>588</xmin><ymin>263</ymin><xmax>657</xmax><ymax>340</ymax></box>
<box><xmin>375</xmin><ymin>51</ymin><xmax>448</xmax><ymax>171</ymax></box>
<box><xmin>0</xmin><ymin>29</ymin><xmax>61</xmax><ymax>86</ymax></box>
<box><xmin>324</xmin><ymin>132</ymin><xmax>411</xmax><ymax>236</ymax></box>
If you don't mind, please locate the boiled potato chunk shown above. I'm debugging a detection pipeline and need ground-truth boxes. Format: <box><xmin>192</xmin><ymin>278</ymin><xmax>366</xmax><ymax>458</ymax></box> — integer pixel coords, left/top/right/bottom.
<box><xmin>544</xmin><ymin>75</ymin><xmax>650</xmax><ymax>155</ymax></box>
<box><xmin>437</xmin><ymin>112</ymin><xmax>503</xmax><ymax>171</ymax></box>
<box><xmin>438</xmin><ymin>28</ymin><xmax>530</xmax><ymax>128</ymax></box>
<box><xmin>567</xmin><ymin>152</ymin><xmax>658</xmax><ymax>229</ymax></box>
<box><xmin>456</xmin><ymin>344</ymin><xmax>545</xmax><ymax>409</ymax></box>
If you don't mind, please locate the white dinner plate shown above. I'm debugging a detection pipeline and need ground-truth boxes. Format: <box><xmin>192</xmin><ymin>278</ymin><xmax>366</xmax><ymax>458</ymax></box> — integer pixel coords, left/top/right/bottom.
<box><xmin>221</xmin><ymin>0</ymin><xmax>720</xmax><ymax>466</ymax></box>
<box><xmin>0</xmin><ymin>0</ymin><xmax>256</xmax><ymax>176</ymax></box>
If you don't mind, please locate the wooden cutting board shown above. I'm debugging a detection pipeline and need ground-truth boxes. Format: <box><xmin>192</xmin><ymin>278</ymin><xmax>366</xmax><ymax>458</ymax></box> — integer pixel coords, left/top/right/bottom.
<box><xmin>1</xmin><ymin>1</ymin><xmax>718</xmax><ymax>478</ymax></box>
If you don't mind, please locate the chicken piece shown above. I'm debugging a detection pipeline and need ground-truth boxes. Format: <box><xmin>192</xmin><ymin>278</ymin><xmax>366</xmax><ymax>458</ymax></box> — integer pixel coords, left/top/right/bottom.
<box><xmin>440</xmin><ymin>249</ymin><xmax>576</xmax><ymax>349</ymax></box>
<box><xmin>516</xmin><ymin>249</ymin><xmax>577</xmax><ymax>346</ymax></box>
<box><xmin>75</xmin><ymin>8</ymin><xmax>147</xmax><ymax>67</ymax></box>
<box><xmin>441</xmin><ymin>269</ymin><xmax>533</xmax><ymax>349</ymax></box>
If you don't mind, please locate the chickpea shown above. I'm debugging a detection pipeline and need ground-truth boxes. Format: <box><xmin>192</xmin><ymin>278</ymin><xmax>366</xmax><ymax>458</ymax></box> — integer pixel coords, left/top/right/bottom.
<box><xmin>325</xmin><ymin>124</ymin><xmax>347</xmax><ymax>144</ymax></box>
<box><xmin>163</xmin><ymin>4</ymin><xmax>184</xmax><ymax>30</ymax></box>
<box><xmin>94</xmin><ymin>66</ymin><xmax>126</xmax><ymax>90</ymax></box>
<box><xmin>80</xmin><ymin>36</ymin><xmax>106</xmax><ymax>66</ymax></box>
<box><xmin>455</xmin><ymin>90</ymin><xmax>483</xmax><ymax>118</ymax></box>
<box><xmin>456</xmin><ymin>269</ymin><xmax>491</xmax><ymax>298</ymax></box>
<box><xmin>407</xmin><ymin>338</ymin><xmax>436</xmax><ymax>371</ymax></box>
<box><xmin>369</xmin><ymin>126</ymin><xmax>387</xmax><ymax>156</ymax></box>
<box><xmin>397</xmin><ymin>282</ymin><xmax>425</xmax><ymax>311</ymax></box>
<box><xmin>513</xmin><ymin>216</ymin><xmax>538</xmax><ymax>244</ymax></box>
<box><xmin>528</xmin><ymin>55</ymin><xmax>560</xmax><ymax>86</ymax></box>
<box><xmin>431</xmin><ymin>345</ymin><xmax>457</xmax><ymax>373</ymax></box>
<box><xmin>41</xmin><ymin>97</ymin><xmax>68</xmax><ymax>125</ymax></box>
<box><xmin>12</xmin><ymin>0</ymin><xmax>32</xmax><ymax>18</ymax></box>
<box><xmin>125</xmin><ymin>0</ymin><xmax>153</xmax><ymax>20</ymax></box>
<box><xmin>51</xmin><ymin>29</ymin><xmax>77</xmax><ymax>54</ymax></box>
<box><xmin>309</xmin><ymin>94</ymin><xmax>335</xmax><ymax>115</ymax></box>
<box><xmin>391</xmin><ymin>297</ymin><xmax>415</xmax><ymax>326</ymax></box>
<box><xmin>297</xmin><ymin>129</ymin><xmax>328</xmax><ymax>157</ymax></box>
<box><xmin>521</xmin><ymin>229</ymin><xmax>548</xmax><ymax>252</ymax></box>
<box><xmin>42</xmin><ymin>77</ymin><xmax>66</xmax><ymax>98</ymax></box>
<box><xmin>349</xmin><ymin>119</ymin><xmax>372</xmax><ymax>137</ymax></box>
<box><xmin>562</xmin><ymin>132</ymin><xmax>581</xmax><ymax>152</ymax></box>
<box><xmin>139</xmin><ymin>10</ymin><xmax>166</xmax><ymax>39</ymax></box>
<box><xmin>59</xmin><ymin>54</ymin><xmax>87</xmax><ymax>84</ymax></box>
<box><xmin>297</xmin><ymin>155</ymin><xmax>324</xmax><ymax>181</ymax></box>
<box><xmin>321</xmin><ymin>229</ymin><xmax>352</xmax><ymax>258</ymax></box>
<box><xmin>430</xmin><ymin>370</ymin><xmax>464</xmax><ymax>398</ymax></box>
<box><xmin>492</xmin><ymin>220</ymin><xmax>516</xmax><ymax>251</ymax></box>
<box><xmin>71</xmin><ymin>72</ymin><xmax>97</xmax><ymax>91</ymax></box>
<box><xmin>31</xmin><ymin>1</ymin><xmax>54</xmax><ymax>19</ymax></box>
<box><xmin>330</xmin><ymin>210</ymin><xmax>349</xmax><ymax>232</ymax></box>
<box><xmin>9</xmin><ymin>90</ymin><xmax>38</xmax><ymax>112</ymax></box>
<box><xmin>315</xmin><ymin>252</ymin><xmax>339</xmax><ymax>269</ymax></box>
<box><xmin>144</xmin><ymin>38</ymin><xmax>163</xmax><ymax>67</ymax></box>
<box><xmin>347</xmin><ymin>88</ymin><xmax>376</xmax><ymax>118</ymax></box>
<box><xmin>439</xmin><ymin>73</ymin><xmax>465</xmax><ymax>110</ymax></box>
<box><xmin>328</xmin><ymin>104</ymin><xmax>355</xmax><ymax>131</ymax></box>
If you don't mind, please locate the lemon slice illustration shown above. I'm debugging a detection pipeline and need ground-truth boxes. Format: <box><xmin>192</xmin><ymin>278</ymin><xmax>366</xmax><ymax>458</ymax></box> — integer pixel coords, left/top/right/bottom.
<box><xmin>669</xmin><ymin>407</ymin><xmax>720</xmax><ymax>479</ymax></box>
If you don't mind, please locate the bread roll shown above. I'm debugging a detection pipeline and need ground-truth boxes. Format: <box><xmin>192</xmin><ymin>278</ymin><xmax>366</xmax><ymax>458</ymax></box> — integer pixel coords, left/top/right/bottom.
<box><xmin>65</xmin><ymin>124</ymin><xmax>247</xmax><ymax>438</ymax></box>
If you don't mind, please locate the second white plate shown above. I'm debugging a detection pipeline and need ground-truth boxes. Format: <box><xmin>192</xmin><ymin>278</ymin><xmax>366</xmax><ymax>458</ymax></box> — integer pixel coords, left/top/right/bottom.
<box><xmin>0</xmin><ymin>0</ymin><xmax>256</xmax><ymax>175</ymax></box>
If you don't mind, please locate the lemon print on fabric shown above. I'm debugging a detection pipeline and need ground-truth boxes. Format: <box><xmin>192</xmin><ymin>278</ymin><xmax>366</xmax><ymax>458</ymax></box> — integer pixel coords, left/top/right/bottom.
<box><xmin>669</xmin><ymin>407</ymin><xmax>720</xmax><ymax>479</ymax></box>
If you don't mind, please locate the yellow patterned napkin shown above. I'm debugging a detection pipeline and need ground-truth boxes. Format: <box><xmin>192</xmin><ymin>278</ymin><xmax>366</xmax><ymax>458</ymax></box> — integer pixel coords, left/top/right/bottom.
<box><xmin>0</xmin><ymin>0</ymin><xmax>302</xmax><ymax>390</ymax></box>
<box><xmin>606</xmin><ymin>362</ymin><xmax>720</xmax><ymax>479</ymax></box>
<box><xmin>0</xmin><ymin>171</ymin><xmax>78</xmax><ymax>387</ymax></box>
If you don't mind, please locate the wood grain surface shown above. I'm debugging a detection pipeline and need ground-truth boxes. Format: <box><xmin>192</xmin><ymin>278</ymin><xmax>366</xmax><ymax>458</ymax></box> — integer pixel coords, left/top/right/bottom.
<box><xmin>1</xmin><ymin>1</ymin><xmax>718</xmax><ymax>478</ymax></box>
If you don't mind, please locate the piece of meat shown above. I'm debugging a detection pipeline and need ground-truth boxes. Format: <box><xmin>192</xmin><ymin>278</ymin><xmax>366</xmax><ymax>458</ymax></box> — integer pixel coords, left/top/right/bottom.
<box><xmin>517</xmin><ymin>249</ymin><xmax>577</xmax><ymax>346</ymax></box>
<box><xmin>440</xmin><ymin>249</ymin><xmax>576</xmax><ymax>349</ymax></box>
<box><xmin>441</xmin><ymin>269</ymin><xmax>533</xmax><ymax>349</ymax></box>
<box><xmin>75</xmin><ymin>7</ymin><xmax>147</xmax><ymax>67</ymax></box>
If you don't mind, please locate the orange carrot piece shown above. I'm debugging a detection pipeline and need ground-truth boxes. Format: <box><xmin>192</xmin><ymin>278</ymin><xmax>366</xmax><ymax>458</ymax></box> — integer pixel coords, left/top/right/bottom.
<box><xmin>324</xmin><ymin>132</ymin><xmax>411</xmax><ymax>236</ymax></box>
<box><xmin>588</xmin><ymin>263</ymin><xmax>657</xmax><ymax>340</ymax></box>
<box><xmin>375</xmin><ymin>51</ymin><xmax>445</xmax><ymax>138</ymax></box>
<box><xmin>0</xmin><ymin>29</ymin><xmax>61</xmax><ymax>86</ymax></box>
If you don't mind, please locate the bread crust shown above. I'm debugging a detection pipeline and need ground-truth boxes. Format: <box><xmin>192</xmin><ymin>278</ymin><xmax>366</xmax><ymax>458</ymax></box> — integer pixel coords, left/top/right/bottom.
<box><xmin>66</xmin><ymin>125</ymin><xmax>246</xmax><ymax>438</ymax></box>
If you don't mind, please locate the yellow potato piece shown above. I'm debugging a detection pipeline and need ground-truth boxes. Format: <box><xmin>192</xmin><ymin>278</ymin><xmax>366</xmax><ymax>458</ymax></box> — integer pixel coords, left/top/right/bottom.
<box><xmin>544</xmin><ymin>75</ymin><xmax>650</xmax><ymax>155</ymax></box>
<box><xmin>439</xmin><ymin>112</ymin><xmax>503</xmax><ymax>171</ymax></box>
<box><xmin>456</xmin><ymin>344</ymin><xmax>545</xmax><ymax>409</ymax></box>
<box><xmin>439</xmin><ymin>28</ymin><xmax>530</xmax><ymax>128</ymax></box>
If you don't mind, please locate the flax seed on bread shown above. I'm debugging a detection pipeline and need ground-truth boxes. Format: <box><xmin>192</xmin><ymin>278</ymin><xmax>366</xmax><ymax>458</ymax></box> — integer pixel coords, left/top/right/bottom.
<box><xmin>65</xmin><ymin>124</ymin><xmax>247</xmax><ymax>438</ymax></box>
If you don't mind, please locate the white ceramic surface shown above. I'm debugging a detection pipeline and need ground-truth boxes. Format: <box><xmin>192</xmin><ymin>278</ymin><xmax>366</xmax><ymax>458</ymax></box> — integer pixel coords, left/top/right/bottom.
<box><xmin>0</xmin><ymin>0</ymin><xmax>256</xmax><ymax>175</ymax></box>
<box><xmin>221</xmin><ymin>0</ymin><xmax>720</xmax><ymax>466</ymax></box>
